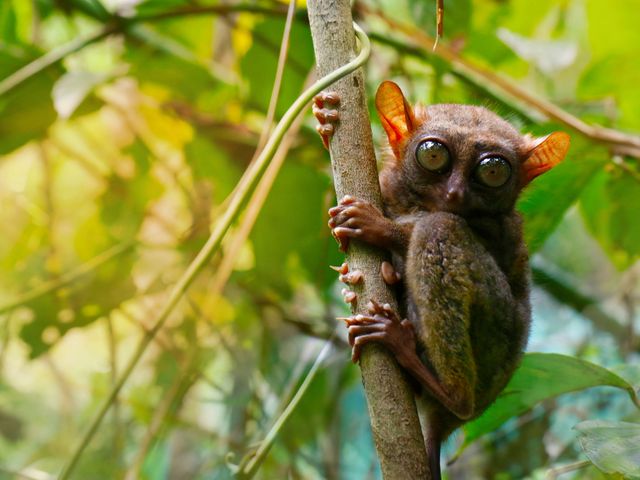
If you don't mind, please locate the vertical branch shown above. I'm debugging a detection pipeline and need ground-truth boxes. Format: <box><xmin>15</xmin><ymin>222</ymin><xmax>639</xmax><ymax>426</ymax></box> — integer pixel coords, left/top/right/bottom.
<box><xmin>306</xmin><ymin>2</ymin><xmax>429</xmax><ymax>478</ymax></box>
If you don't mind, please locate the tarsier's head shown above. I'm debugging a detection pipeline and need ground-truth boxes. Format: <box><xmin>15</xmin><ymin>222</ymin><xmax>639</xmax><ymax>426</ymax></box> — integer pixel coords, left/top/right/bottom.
<box><xmin>376</xmin><ymin>81</ymin><xmax>570</xmax><ymax>217</ymax></box>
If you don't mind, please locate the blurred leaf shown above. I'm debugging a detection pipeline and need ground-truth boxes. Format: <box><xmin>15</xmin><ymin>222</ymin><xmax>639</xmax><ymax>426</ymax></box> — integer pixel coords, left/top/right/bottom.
<box><xmin>497</xmin><ymin>28</ymin><xmax>578</xmax><ymax>74</ymax></box>
<box><xmin>123</xmin><ymin>29</ymin><xmax>217</xmax><ymax>104</ymax></box>
<box><xmin>52</xmin><ymin>71</ymin><xmax>106</xmax><ymax>119</ymax></box>
<box><xmin>185</xmin><ymin>136</ymin><xmax>241</xmax><ymax>204</ymax></box>
<box><xmin>248</xmin><ymin>154</ymin><xmax>332</xmax><ymax>296</ymax></box>
<box><xmin>461</xmin><ymin>353</ymin><xmax>639</xmax><ymax>451</ymax></box>
<box><xmin>0</xmin><ymin>2</ymin><xmax>17</xmax><ymax>43</ymax></box>
<box><xmin>19</xmin><ymin>245</ymin><xmax>136</xmax><ymax>358</ymax></box>
<box><xmin>240</xmin><ymin>17</ymin><xmax>314</xmax><ymax>116</ymax></box>
<box><xmin>580</xmin><ymin>166</ymin><xmax>640</xmax><ymax>269</ymax></box>
<box><xmin>0</xmin><ymin>50</ymin><xmax>61</xmax><ymax>154</ymax></box>
<box><xmin>518</xmin><ymin>133</ymin><xmax>607</xmax><ymax>253</ymax></box>
<box><xmin>575</xmin><ymin>420</ymin><xmax>640</xmax><ymax>477</ymax></box>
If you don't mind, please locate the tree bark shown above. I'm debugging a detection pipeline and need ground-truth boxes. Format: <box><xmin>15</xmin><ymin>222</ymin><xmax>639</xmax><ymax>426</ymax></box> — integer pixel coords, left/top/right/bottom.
<box><xmin>307</xmin><ymin>2</ymin><xmax>430</xmax><ymax>478</ymax></box>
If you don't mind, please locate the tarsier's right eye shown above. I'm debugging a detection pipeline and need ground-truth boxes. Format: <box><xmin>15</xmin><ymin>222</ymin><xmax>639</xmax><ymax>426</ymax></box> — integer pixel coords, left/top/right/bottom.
<box><xmin>415</xmin><ymin>140</ymin><xmax>451</xmax><ymax>173</ymax></box>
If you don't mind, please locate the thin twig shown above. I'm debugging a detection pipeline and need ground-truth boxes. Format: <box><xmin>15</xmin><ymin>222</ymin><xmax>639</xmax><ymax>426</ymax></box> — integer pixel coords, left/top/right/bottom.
<box><xmin>545</xmin><ymin>460</ymin><xmax>591</xmax><ymax>479</ymax></box>
<box><xmin>0</xmin><ymin>24</ymin><xmax>116</xmax><ymax>96</ymax></box>
<box><xmin>434</xmin><ymin>0</ymin><xmax>443</xmax><ymax>50</ymax></box>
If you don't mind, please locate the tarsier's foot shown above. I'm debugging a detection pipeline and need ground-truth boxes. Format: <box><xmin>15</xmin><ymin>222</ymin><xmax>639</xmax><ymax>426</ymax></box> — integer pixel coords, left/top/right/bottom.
<box><xmin>330</xmin><ymin>262</ymin><xmax>363</xmax><ymax>305</ymax></box>
<box><xmin>328</xmin><ymin>195</ymin><xmax>391</xmax><ymax>252</ymax></box>
<box><xmin>339</xmin><ymin>299</ymin><xmax>416</xmax><ymax>364</ymax></box>
<box><xmin>313</xmin><ymin>91</ymin><xmax>340</xmax><ymax>149</ymax></box>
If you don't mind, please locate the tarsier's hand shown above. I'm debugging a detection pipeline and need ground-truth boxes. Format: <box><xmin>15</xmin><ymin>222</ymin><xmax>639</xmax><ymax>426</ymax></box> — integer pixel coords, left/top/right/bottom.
<box><xmin>339</xmin><ymin>300</ymin><xmax>416</xmax><ymax>364</ymax></box>
<box><xmin>328</xmin><ymin>196</ymin><xmax>394</xmax><ymax>252</ymax></box>
<box><xmin>312</xmin><ymin>91</ymin><xmax>340</xmax><ymax>149</ymax></box>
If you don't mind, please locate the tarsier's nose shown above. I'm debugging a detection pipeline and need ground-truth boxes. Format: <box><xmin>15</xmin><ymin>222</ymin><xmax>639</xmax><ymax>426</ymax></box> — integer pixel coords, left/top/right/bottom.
<box><xmin>446</xmin><ymin>187</ymin><xmax>463</xmax><ymax>204</ymax></box>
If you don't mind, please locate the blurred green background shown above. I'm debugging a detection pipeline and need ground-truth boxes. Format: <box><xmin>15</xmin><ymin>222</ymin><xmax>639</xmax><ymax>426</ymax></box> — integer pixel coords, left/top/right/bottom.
<box><xmin>0</xmin><ymin>0</ymin><xmax>639</xmax><ymax>479</ymax></box>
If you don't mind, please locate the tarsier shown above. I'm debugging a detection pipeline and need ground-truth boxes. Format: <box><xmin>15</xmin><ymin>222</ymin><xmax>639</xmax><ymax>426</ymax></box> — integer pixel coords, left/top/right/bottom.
<box><xmin>313</xmin><ymin>81</ymin><xmax>569</xmax><ymax>479</ymax></box>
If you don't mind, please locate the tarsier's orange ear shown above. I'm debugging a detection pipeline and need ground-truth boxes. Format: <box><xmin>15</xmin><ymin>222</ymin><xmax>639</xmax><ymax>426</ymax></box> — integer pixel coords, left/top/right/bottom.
<box><xmin>375</xmin><ymin>81</ymin><xmax>416</xmax><ymax>158</ymax></box>
<box><xmin>522</xmin><ymin>131</ymin><xmax>570</xmax><ymax>183</ymax></box>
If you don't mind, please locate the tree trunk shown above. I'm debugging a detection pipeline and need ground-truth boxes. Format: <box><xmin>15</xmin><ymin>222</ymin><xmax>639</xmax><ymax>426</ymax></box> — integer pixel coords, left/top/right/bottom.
<box><xmin>307</xmin><ymin>2</ymin><xmax>430</xmax><ymax>478</ymax></box>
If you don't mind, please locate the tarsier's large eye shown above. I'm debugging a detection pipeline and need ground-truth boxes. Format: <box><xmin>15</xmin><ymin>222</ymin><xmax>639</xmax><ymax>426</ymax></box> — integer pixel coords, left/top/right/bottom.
<box><xmin>474</xmin><ymin>157</ymin><xmax>511</xmax><ymax>187</ymax></box>
<box><xmin>415</xmin><ymin>140</ymin><xmax>451</xmax><ymax>173</ymax></box>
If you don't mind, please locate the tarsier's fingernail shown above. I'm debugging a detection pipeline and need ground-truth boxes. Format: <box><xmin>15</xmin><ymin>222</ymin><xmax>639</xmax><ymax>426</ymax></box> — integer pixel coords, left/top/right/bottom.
<box><xmin>383</xmin><ymin>303</ymin><xmax>392</xmax><ymax>311</ymax></box>
<box><xmin>344</xmin><ymin>291</ymin><xmax>357</xmax><ymax>303</ymax></box>
<box><xmin>341</xmin><ymin>288</ymin><xmax>348</xmax><ymax>296</ymax></box>
<box><xmin>336</xmin><ymin>316</ymin><xmax>350</xmax><ymax>323</ymax></box>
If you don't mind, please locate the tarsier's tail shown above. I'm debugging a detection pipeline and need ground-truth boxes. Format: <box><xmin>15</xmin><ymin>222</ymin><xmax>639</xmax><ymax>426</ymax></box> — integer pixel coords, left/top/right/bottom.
<box><xmin>426</xmin><ymin>432</ymin><xmax>442</xmax><ymax>480</ymax></box>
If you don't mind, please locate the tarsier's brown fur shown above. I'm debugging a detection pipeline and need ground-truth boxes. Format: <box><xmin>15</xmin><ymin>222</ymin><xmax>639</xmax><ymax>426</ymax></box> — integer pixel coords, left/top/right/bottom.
<box><xmin>318</xmin><ymin>81</ymin><xmax>569</xmax><ymax>479</ymax></box>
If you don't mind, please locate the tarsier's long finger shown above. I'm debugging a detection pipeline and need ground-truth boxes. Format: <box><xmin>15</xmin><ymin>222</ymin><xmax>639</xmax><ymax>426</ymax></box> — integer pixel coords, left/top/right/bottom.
<box><xmin>336</xmin><ymin>314</ymin><xmax>379</xmax><ymax>326</ymax></box>
<box><xmin>352</xmin><ymin>332</ymin><xmax>386</xmax><ymax>363</ymax></box>
<box><xmin>348</xmin><ymin>323</ymin><xmax>385</xmax><ymax>346</ymax></box>
<box><xmin>381</xmin><ymin>261</ymin><xmax>402</xmax><ymax>285</ymax></box>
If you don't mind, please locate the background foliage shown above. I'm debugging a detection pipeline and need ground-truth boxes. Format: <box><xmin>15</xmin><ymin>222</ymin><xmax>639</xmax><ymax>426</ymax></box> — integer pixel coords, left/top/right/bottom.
<box><xmin>1</xmin><ymin>0</ymin><xmax>639</xmax><ymax>479</ymax></box>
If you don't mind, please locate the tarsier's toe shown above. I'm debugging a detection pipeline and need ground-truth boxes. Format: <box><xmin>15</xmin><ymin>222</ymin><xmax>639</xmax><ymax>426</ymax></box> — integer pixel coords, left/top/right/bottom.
<box><xmin>314</xmin><ymin>91</ymin><xmax>340</xmax><ymax>107</ymax></box>
<box><xmin>340</xmin><ymin>270</ymin><xmax>363</xmax><ymax>284</ymax></box>
<box><xmin>341</xmin><ymin>288</ymin><xmax>357</xmax><ymax>304</ymax></box>
<box><xmin>316</xmin><ymin>123</ymin><xmax>334</xmax><ymax>136</ymax></box>
<box><xmin>367</xmin><ymin>299</ymin><xmax>401</xmax><ymax>323</ymax></box>
<box><xmin>330</xmin><ymin>262</ymin><xmax>349</xmax><ymax>274</ymax></box>
<box><xmin>381</xmin><ymin>261</ymin><xmax>401</xmax><ymax>285</ymax></box>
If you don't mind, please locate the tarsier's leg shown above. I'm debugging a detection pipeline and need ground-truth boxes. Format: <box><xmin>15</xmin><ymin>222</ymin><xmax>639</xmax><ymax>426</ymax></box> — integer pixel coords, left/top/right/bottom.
<box><xmin>403</xmin><ymin>212</ymin><xmax>480</xmax><ymax>419</ymax></box>
<box><xmin>345</xmin><ymin>212</ymin><xmax>480</xmax><ymax>420</ymax></box>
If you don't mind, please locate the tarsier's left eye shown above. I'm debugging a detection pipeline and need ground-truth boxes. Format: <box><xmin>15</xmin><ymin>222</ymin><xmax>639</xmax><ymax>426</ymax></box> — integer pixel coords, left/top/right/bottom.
<box><xmin>474</xmin><ymin>157</ymin><xmax>511</xmax><ymax>187</ymax></box>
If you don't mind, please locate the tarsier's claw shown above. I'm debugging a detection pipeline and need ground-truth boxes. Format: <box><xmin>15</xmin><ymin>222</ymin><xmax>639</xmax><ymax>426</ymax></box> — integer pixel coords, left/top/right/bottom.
<box><xmin>330</xmin><ymin>262</ymin><xmax>349</xmax><ymax>274</ymax></box>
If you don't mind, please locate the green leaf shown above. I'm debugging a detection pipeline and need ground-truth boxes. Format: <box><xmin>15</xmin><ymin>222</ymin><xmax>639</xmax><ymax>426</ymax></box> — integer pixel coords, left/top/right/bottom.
<box><xmin>575</xmin><ymin>420</ymin><xmax>640</xmax><ymax>478</ymax></box>
<box><xmin>460</xmin><ymin>353</ymin><xmax>640</xmax><ymax>451</ymax></box>
<box><xmin>0</xmin><ymin>50</ymin><xmax>60</xmax><ymax>154</ymax></box>
<box><xmin>580</xmin><ymin>166</ymin><xmax>640</xmax><ymax>270</ymax></box>
<box><xmin>518</xmin><ymin>132</ymin><xmax>607</xmax><ymax>253</ymax></box>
